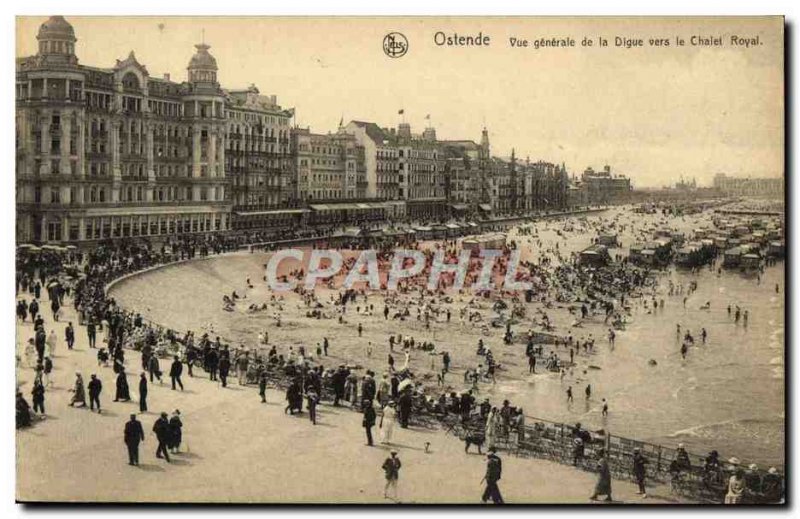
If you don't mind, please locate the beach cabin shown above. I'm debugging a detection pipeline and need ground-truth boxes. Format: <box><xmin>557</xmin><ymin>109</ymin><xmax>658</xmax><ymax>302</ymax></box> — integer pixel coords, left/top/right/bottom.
<box><xmin>694</xmin><ymin>228</ymin><xmax>711</xmax><ymax>240</ymax></box>
<box><xmin>430</xmin><ymin>225</ymin><xmax>449</xmax><ymax>239</ymax></box>
<box><xmin>675</xmin><ymin>243</ymin><xmax>702</xmax><ymax>267</ymax></box>
<box><xmin>700</xmin><ymin>239</ymin><xmax>717</xmax><ymax>257</ymax></box>
<box><xmin>597</xmin><ymin>234</ymin><xmax>619</xmax><ymax>247</ymax></box>
<box><xmin>767</xmin><ymin>241</ymin><xmax>785</xmax><ymax>258</ymax></box>
<box><xmin>713</xmin><ymin>235</ymin><xmax>729</xmax><ymax>250</ymax></box>
<box><xmin>462</xmin><ymin>233</ymin><xmax>507</xmax><ymax>253</ymax></box>
<box><xmin>723</xmin><ymin>247</ymin><xmax>743</xmax><ymax>268</ymax></box>
<box><xmin>751</xmin><ymin>231</ymin><xmax>767</xmax><ymax>246</ymax></box>
<box><xmin>767</xmin><ymin>228</ymin><xmax>783</xmax><ymax>240</ymax></box>
<box><xmin>640</xmin><ymin>249</ymin><xmax>657</xmax><ymax>266</ymax></box>
<box><xmin>654</xmin><ymin>229</ymin><xmax>673</xmax><ymax>240</ymax></box>
<box><xmin>628</xmin><ymin>243</ymin><xmax>645</xmax><ymax>262</ymax></box>
<box><xmin>578</xmin><ymin>244</ymin><xmax>611</xmax><ymax>268</ymax></box>
<box><xmin>733</xmin><ymin>225</ymin><xmax>751</xmax><ymax>237</ymax></box>
<box><xmin>741</xmin><ymin>253</ymin><xmax>762</xmax><ymax>270</ymax></box>
<box><xmin>445</xmin><ymin>223</ymin><xmax>463</xmax><ymax>238</ymax></box>
<box><xmin>414</xmin><ymin>226</ymin><xmax>435</xmax><ymax>240</ymax></box>
<box><xmin>670</xmin><ymin>232</ymin><xmax>686</xmax><ymax>247</ymax></box>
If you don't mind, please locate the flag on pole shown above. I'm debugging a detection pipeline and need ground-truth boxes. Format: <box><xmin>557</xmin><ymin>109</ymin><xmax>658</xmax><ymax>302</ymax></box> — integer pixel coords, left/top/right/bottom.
<box><xmin>398</xmin><ymin>109</ymin><xmax>404</xmax><ymax>115</ymax></box>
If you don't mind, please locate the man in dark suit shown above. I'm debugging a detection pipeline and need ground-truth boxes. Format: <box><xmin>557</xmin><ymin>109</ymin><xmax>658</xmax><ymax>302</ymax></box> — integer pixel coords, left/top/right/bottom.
<box><xmin>87</xmin><ymin>320</ymin><xmax>97</xmax><ymax>349</ymax></box>
<box><xmin>124</xmin><ymin>414</ymin><xmax>145</xmax><ymax>466</ymax></box>
<box><xmin>169</xmin><ymin>355</ymin><xmax>184</xmax><ymax>391</ymax></box>
<box><xmin>362</xmin><ymin>399</ymin><xmax>376</xmax><ymax>446</ymax></box>
<box><xmin>65</xmin><ymin>322</ymin><xmax>75</xmax><ymax>350</ymax></box>
<box><xmin>139</xmin><ymin>373</ymin><xmax>148</xmax><ymax>412</ymax></box>
<box><xmin>153</xmin><ymin>412</ymin><xmax>171</xmax><ymax>462</ymax></box>
<box><xmin>398</xmin><ymin>391</ymin><xmax>412</xmax><ymax>428</ymax></box>
<box><xmin>88</xmin><ymin>374</ymin><xmax>102</xmax><ymax>413</ymax></box>
<box><xmin>206</xmin><ymin>348</ymin><xmax>219</xmax><ymax>381</ymax></box>
<box><xmin>218</xmin><ymin>354</ymin><xmax>230</xmax><ymax>388</ymax></box>
<box><xmin>361</xmin><ymin>372</ymin><xmax>376</xmax><ymax>403</ymax></box>
<box><xmin>482</xmin><ymin>447</ymin><xmax>504</xmax><ymax>504</ymax></box>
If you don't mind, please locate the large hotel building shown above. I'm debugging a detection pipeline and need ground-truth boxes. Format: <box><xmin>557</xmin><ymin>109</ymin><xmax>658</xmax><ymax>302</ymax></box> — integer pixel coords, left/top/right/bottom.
<box><xmin>17</xmin><ymin>16</ymin><xmax>574</xmax><ymax>245</ymax></box>
<box><xmin>15</xmin><ymin>16</ymin><xmax>292</xmax><ymax>243</ymax></box>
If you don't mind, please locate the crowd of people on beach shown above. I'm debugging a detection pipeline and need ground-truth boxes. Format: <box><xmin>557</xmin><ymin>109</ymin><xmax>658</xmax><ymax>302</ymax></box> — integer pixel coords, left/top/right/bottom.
<box><xmin>15</xmin><ymin>204</ymin><xmax>785</xmax><ymax>504</ymax></box>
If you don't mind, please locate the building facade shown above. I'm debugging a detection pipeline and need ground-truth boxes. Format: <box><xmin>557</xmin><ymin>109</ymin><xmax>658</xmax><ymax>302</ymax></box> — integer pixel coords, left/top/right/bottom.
<box><xmin>18</xmin><ymin>16</ymin><xmax>584</xmax><ymax>244</ymax></box>
<box><xmin>713</xmin><ymin>173</ymin><xmax>784</xmax><ymax>198</ymax></box>
<box><xmin>16</xmin><ymin>16</ymin><xmax>232</xmax><ymax>243</ymax></box>
<box><xmin>294</xmin><ymin>128</ymin><xmax>367</xmax><ymax>202</ymax></box>
<box><xmin>581</xmin><ymin>165</ymin><xmax>632</xmax><ymax>205</ymax></box>
<box><xmin>226</xmin><ymin>85</ymin><xmax>294</xmax><ymax>217</ymax></box>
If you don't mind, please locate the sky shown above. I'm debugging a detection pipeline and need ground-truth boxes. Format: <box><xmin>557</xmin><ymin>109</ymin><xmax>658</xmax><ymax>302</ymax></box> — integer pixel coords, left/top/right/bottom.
<box><xmin>16</xmin><ymin>16</ymin><xmax>784</xmax><ymax>188</ymax></box>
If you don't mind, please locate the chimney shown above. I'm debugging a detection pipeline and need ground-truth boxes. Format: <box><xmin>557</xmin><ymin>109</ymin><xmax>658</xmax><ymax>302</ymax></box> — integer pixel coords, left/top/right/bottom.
<box><xmin>163</xmin><ymin>73</ymin><xmax>170</xmax><ymax>81</ymax></box>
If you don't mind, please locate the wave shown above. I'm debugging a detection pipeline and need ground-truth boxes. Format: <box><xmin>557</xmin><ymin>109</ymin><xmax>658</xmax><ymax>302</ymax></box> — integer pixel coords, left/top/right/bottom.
<box><xmin>668</xmin><ymin>417</ymin><xmax>785</xmax><ymax>441</ymax></box>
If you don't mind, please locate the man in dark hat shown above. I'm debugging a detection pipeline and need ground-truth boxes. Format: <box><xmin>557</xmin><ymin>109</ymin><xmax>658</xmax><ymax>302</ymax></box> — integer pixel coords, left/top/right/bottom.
<box><xmin>482</xmin><ymin>447</ymin><xmax>504</xmax><ymax>504</ymax></box>
<box><xmin>633</xmin><ymin>447</ymin><xmax>648</xmax><ymax>497</ymax></box>
<box><xmin>219</xmin><ymin>351</ymin><xmax>230</xmax><ymax>388</ymax></box>
<box><xmin>88</xmin><ymin>373</ymin><xmax>102</xmax><ymax>413</ymax></box>
<box><xmin>382</xmin><ymin>450</ymin><xmax>402</xmax><ymax>501</ymax></box>
<box><xmin>362</xmin><ymin>371</ymin><xmax>376</xmax><ymax>403</ymax></box>
<box><xmin>65</xmin><ymin>322</ymin><xmax>75</xmax><ymax>350</ymax></box>
<box><xmin>258</xmin><ymin>372</ymin><xmax>268</xmax><ymax>403</ymax></box>
<box><xmin>206</xmin><ymin>346</ymin><xmax>219</xmax><ymax>382</ymax></box>
<box><xmin>124</xmin><ymin>414</ymin><xmax>145</xmax><ymax>466</ymax></box>
<box><xmin>169</xmin><ymin>355</ymin><xmax>184</xmax><ymax>391</ymax></box>
<box><xmin>138</xmin><ymin>372</ymin><xmax>148</xmax><ymax>412</ymax></box>
<box><xmin>398</xmin><ymin>390</ymin><xmax>412</xmax><ymax>428</ymax></box>
<box><xmin>362</xmin><ymin>399</ymin><xmax>376</xmax><ymax>446</ymax></box>
<box><xmin>153</xmin><ymin>412</ymin><xmax>171</xmax><ymax>462</ymax></box>
<box><xmin>332</xmin><ymin>365</ymin><xmax>347</xmax><ymax>406</ymax></box>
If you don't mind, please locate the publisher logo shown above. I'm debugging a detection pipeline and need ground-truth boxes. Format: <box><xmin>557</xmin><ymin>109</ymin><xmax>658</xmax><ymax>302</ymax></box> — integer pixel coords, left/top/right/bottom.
<box><xmin>383</xmin><ymin>32</ymin><xmax>408</xmax><ymax>58</ymax></box>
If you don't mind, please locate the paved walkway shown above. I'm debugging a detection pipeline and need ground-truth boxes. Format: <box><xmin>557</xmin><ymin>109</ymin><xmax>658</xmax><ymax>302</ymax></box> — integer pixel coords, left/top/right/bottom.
<box><xmin>15</xmin><ymin>288</ymin><xmax>680</xmax><ymax>504</ymax></box>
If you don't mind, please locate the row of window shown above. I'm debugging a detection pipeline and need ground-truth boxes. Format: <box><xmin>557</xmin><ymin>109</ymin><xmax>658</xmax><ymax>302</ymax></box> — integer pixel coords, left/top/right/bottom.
<box><xmin>228</xmin><ymin>111</ymin><xmax>288</xmax><ymax>127</ymax></box>
<box><xmin>41</xmin><ymin>214</ymin><xmax>227</xmax><ymax>242</ymax></box>
<box><xmin>30</xmin><ymin>184</ymin><xmax>225</xmax><ymax>205</ymax></box>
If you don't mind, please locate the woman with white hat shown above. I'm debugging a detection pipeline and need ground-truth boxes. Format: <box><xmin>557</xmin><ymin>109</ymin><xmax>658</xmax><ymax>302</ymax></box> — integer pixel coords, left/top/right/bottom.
<box><xmin>725</xmin><ymin>466</ymin><xmax>746</xmax><ymax>504</ymax></box>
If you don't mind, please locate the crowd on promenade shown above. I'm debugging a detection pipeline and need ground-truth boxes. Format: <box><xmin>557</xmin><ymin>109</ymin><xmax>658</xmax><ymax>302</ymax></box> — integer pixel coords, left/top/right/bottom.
<box><xmin>14</xmin><ymin>226</ymin><xmax>785</xmax><ymax>504</ymax></box>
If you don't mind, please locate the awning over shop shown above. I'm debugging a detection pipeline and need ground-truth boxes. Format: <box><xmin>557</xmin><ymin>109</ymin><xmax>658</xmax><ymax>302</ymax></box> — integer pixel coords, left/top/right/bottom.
<box><xmin>446</xmin><ymin>223</ymin><xmax>461</xmax><ymax>229</ymax></box>
<box><xmin>450</xmin><ymin>203</ymin><xmax>468</xmax><ymax>211</ymax></box>
<box><xmin>311</xmin><ymin>203</ymin><xmax>383</xmax><ymax>212</ymax></box>
<box><xmin>479</xmin><ymin>204</ymin><xmax>492</xmax><ymax>212</ymax></box>
<box><xmin>332</xmin><ymin>227</ymin><xmax>362</xmax><ymax>238</ymax></box>
<box><xmin>235</xmin><ymin>208</ymin><xmax>310</xmax><ymax>216</ymax></box>
<box><xmin>414</xmin><ymin>226</ymin><xmax>433</xmax><ymax>232</ymax></box>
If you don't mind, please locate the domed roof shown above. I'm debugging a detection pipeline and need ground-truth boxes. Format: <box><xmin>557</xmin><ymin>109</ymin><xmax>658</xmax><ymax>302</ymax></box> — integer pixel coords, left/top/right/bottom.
<box><xmin>37</xmin><ymin>16</ymin><xmax>76</xmax><ymax>42</ymax></box>
<box><xmin>187</xmin><ymin>43</ymin><xmax>218</xmax><ymax>71</ymax></box>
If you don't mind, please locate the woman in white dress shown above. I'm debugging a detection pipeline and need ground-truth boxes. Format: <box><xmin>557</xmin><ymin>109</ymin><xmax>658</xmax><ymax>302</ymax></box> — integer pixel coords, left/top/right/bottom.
<box><xmin>24</xmin><ymin>339</ymin><xmax>36</xmax><ymax>367</ymax></box>
<box><xmin>46</xmin><ymin>329</ymin><xmax>58</xmax><ymax>357</ymax></box>
<box><xmin>485</xmin><ymin>407</ymin><xmax>498</xmax><ymax>449</ymax></box>
<box><xmin>380</xmin><ymin>401</ymin><xmax>398</xmax><ymax>444</ymax></box>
